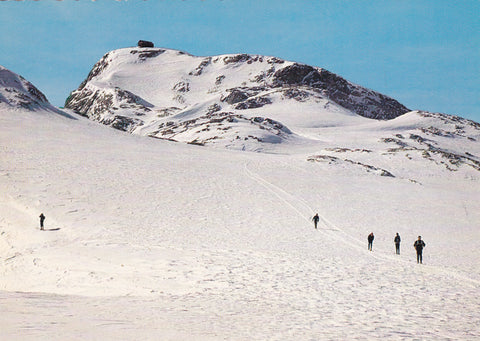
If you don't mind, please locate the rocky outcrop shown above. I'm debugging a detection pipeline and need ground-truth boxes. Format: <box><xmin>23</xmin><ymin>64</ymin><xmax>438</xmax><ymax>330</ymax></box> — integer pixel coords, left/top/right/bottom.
<box><xmin>272</xmin><ymin>63</ymin><xmax>409</xmax><ymax>119</ymax></box>
<box><xmin>65</xmin><ymin>85</ymin><xmax>153</xmax><ymax>128</ymax></box>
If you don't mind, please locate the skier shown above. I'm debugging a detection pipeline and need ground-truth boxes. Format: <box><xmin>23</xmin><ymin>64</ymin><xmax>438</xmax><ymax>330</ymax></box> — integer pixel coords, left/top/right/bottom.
<box><xmin>312</xmin><ymin>213</ymin><xmax>319</xmax><ymax>229</ymax></box>
<box><xmin>39</xmin><ymin>213</ymin><xmax>45</xmax><ymax>230</ymax></box>
<box><xmin>367</xmin><ymin>232</ymin><xmax>374</xmax><ymax>251</ymax></box>
<box><xmin>413</xmin><ymin>236</ymin><xmax>426</xmax><ymax>264</ymax></box>
<box><xmin>394</xmin><ymin>233</ymin><xmax>401</xmax><ymax>255</ymax></box>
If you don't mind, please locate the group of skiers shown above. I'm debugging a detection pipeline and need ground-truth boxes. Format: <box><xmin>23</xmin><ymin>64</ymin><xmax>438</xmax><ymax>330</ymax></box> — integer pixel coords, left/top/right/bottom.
<box><xmin>312</xmin><ymin>213</ymin><xmax>426</xmax><ymax>264</ymax></box>
<box><xmin>367</xmin><ymin>232</ymin><xmax>426</xmax><ymax>264</ymax></box>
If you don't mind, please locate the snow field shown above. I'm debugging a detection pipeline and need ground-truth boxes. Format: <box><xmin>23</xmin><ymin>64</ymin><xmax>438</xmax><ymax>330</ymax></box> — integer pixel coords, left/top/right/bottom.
<box><xmin>1</xmin><ymin>108</ymin><xmax>479</xmax><ymax>340</ymax></box>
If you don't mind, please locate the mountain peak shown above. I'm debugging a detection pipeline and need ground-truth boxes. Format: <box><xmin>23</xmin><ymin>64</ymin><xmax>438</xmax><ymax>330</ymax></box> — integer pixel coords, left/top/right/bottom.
<box><xmin>0</xmin><ymin>65</ymin><xmax>50</xmax><ymax>110</ymax></box>
<box><xmin>65</xmin><ymin>47</ymin><xmax>411</xmax><ymax>150</ymax></box>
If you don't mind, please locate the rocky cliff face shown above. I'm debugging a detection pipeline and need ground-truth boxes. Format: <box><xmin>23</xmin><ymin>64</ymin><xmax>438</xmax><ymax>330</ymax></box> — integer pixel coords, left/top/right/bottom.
<box><xmin>271</xmin><ymin>64</ymin><xmax>408</xmax><ymax>119</ymax></box>
<box><xmin>65</xmin><ymin>47</ymin><xmax>410</xmax><ymax>149</ymax></box>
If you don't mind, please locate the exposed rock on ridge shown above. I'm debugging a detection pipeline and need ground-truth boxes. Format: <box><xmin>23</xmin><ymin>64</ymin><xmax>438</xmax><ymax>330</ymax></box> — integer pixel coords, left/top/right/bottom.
<box><xmin>65</xmin><ymin>47</ymin><xmax>411</xmax><ymax>149</ymax></box>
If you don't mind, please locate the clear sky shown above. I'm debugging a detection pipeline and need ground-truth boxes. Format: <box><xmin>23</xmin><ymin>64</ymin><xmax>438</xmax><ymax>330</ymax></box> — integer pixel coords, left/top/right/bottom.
<box><xmin>1</xmin><ymin>0</ymin><xmax>479</xmax><ymax>122</ymax></box>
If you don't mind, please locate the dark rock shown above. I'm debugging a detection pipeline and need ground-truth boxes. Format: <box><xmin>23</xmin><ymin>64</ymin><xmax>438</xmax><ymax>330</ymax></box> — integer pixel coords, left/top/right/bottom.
<box><xmin>273</xmin><ymin>64</ymin><xmax>319</xmax><ymax>86</ymax></box>
<box><xmin>223</xmin><ymin>54</ymin><xmax>252</xmax><ymax>64</ymax></box>
<box><xmin>272</xmin><ymin>63</ymin><xmax>410</xmax><ymax>120</ymax></box>
<box><xmin>381</xmin><ymin>137</ymin><xmax>408</xmax><ymax>148</ymax></box>
<box><xmin>282</xmin><ymin>88</ymin><xmax>311</xmax><ymax>102</ymax></box>
<box><xmin>221</xmin><ymin>89</ymin><xmax>249</xmax><ymax>104</ymax></box>
<box><xmin>409</xmin><ymin>134</ymin><xmax>430</xmax><ymax>145</ymax></box>
<box><xmin>107</xmin><ymin>115</ymin><xmax>141</xmax><ymax>132</ymax></box>
<box><xmin>189</xmin><ymin>58</ymin><xmax>212</xmax><ymax>76</ymax></box>
<box><xmin>215</xmin><ymin>75</ymin><xmax>225</xmax><ymax>85</ymax></box>
<box><xmin>235</xmin><ymin>96</ymin><xmax>272</xmax><ymax>110</ymax></box>
<box><xmin>207</xmin><ymin>103</ymin><xmax>222</xmax><ymax>114</ymax></box>
<box><xmin>65</xmin><ymin>86</ymin><xmax>153</xmax><ymax>123</ymax></box>
<box><xmin>252</xmin><ymin>67</ymin><xmax>275</xmax><ymax>83</ymax></box>
<box><xmin>173</xmin><ymin>81</ymin><xmax>190</xmax><ymax>93</ymax></box>
<box><xmin>307</xmin><ymin>155</ymin><xmax>340</xmax><ymax>163</ymax></box>
<box><xmin>137</xmin><ymin>40</ymin><xmax>154</xmax><ymax>48</ymax></box>
<box><xmin>250</xmin><ymin>117</ymin><xmax>292</xmax><ymax>134</ymax></box>
<box><xmin>267</xmin><ymin>57</ymin><xmax>285</xmax><ymax>64</ymax></box>
<box><xmin>130</xmin><ymin>49</ymin><xmax>165</xmax><ymax>60</ymax></box>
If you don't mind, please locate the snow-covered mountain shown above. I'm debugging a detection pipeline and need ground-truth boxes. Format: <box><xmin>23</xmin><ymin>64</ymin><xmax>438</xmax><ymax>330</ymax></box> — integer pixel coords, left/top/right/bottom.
<box><xmin>0</xmin><ymin>65</ymin><xmax>52</xmax><ymax>111</ymax></box>
<box><xmin>0</xmin><ymin>65</ymin><xmax>75</xmax><ymax>120</ymax></box>
<box><xmin>63</xmin><ymin>46</ymin><xmax>480</xmax><ymax>174</ymax></box>
<box><xmin>65</xmin><ymin>47</ymin><xmax>410</xmax><ymax>150</ymax></box>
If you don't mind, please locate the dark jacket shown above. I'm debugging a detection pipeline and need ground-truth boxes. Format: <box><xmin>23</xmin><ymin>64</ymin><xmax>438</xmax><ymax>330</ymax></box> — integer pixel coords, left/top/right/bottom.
<box><xmin>394</xmin><ymin>235</ymin><xmax>401</xmax><ymax>244</ymax></box>
<box><xmin>368</xmin><ymin>233</ymin><xmax>374</xmax><ymax>242</ymax></box>
<box><xmin>414</xmin><ymin>240</ymin><xmax>425</xmax><ymax>252</ymax></box>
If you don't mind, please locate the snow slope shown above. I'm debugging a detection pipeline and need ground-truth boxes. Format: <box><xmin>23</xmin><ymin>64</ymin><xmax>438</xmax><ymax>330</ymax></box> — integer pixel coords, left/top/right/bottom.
<box><xmin>1</xmin><ymin>101</ymin><xmax>480</xmax><ymax>340</ymax></box>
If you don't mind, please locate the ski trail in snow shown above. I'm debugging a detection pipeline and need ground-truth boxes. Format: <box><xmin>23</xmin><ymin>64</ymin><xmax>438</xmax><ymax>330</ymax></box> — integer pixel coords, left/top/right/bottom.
<box><xmin>278</xmin><ymin>159</ymin><xmax>381</xmax><ymax>249</ymax></box>
<box><xmin>244</xmin><ymin>162</ymin><xmax>383</xmax><ymax>258</ymax></box>
<box><xmin>244</xmin><ymin>163</ymin><xmax>313</xmax><ymax>224</ymax></box>
<box><xmin>303</xmin><ymin>177</ymin><xmax>480</xmax><ymax>288</ymax></box>
<box><xmin>244</xmin><ymin>162</ymin><xmax>480</xmax><ymax>287</ymax></box>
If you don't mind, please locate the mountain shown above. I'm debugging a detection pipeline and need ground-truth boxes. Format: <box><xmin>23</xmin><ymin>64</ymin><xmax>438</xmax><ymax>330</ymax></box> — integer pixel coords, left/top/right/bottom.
<box><xmin>0</xmin><ymin>65</ymin><xmax>51</xmax><ymax>110</ymax></box>
<box><xmin>62</xmin><ymin>46</ymin><xmax>480</xmax><ymax>175</ymax></box>
<box><xmin>65</xmin><ymin>47</ymin><xmax>410</xmax><ymax>149</ymax></box>
<box><xmin>0</xmin><ymin>65</ymin><xmax>74</xmax><ymax>118</ymax></box>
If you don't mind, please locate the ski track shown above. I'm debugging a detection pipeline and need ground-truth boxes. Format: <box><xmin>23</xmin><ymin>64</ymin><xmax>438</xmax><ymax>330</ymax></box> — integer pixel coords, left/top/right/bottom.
<box><xmin>244</xmin><ymin>161</ymin><xmax>390</xmax><ymax>260</ymax></box>
<box><xmin>245</xmin><ymin>161</ymin><xmax>480</xmax><ymax>289</ymax></box>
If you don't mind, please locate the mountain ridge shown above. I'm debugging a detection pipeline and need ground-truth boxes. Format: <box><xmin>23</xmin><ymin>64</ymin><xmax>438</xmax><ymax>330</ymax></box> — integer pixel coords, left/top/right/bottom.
<box><xmin>0</xmin><ymin>65</ymin><xmax>75</xmax><ymax>119</ymax></box>
<box><xmin>64</xmin><ymin>47</ymin><xmax>411</xmax><ymax>149</ymax></box>
<box><xmin>0</xmin><ymin>65</ymin><xmax>50</xmax><ymax>111</ymax></box>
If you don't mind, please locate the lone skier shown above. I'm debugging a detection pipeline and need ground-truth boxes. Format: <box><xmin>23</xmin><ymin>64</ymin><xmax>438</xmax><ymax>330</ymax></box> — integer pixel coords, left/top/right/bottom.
<box><xmin>367</xmin><ymin>232</ymin><xmax>374</xmax><ymax>251</ymax></box>
<box><xmin>39</xmin><ymin>213</ymin><xmax>45</xmax><ymax>230</ymax></box>
<box><xmin>413</xmin><ymin>236</ymin><xmax>426</xmax><ymax>264</ymax></box>
<box><xmin>394</xmin><ymin>233</ymin><xmax>401</xmax><ymax>255</ymax></box>
<box><xmin>312</xmin><ymin>213</ymin><xmax>319</xmax><ymax>229</ymax></box>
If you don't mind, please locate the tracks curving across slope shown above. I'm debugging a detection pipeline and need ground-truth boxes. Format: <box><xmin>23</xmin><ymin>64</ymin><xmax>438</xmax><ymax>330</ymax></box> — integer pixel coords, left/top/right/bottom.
<box><xmin>244</xmin><ymin>161</ymin><xmax>480</xmax><ymax>288</ymax></box>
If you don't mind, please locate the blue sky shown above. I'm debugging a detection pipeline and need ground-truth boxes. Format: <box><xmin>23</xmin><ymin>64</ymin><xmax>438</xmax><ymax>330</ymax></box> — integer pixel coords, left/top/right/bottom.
<box><xmin>1</xmin><ymin>0</ymin><xmax>479</xmax><ymax>122</ymax></box>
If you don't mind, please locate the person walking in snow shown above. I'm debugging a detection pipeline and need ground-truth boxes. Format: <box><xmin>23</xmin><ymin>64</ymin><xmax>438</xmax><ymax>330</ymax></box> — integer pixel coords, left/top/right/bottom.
<box><xmin>414</xmin><ymin>236</ymin><xmax>426</xmax><ymax>264</ymax></box>
<box><xmin>312</xmin><ymin>213</ymin><xmax>319</xmax><ymax>229</ymax></box>
<box><xmin>39</xmin><ymin>213</ymin><xmax>45</xmax><ymax>230</ymax></box>
<box><xmin>394</xmin><ymin>233</ymin><xmax>401</xmax><ymax>255</ymax></box>
<box><xmin>367</xmin><ymin>232</ymin><xmax>374</xmax><ymax>251</ymax></box>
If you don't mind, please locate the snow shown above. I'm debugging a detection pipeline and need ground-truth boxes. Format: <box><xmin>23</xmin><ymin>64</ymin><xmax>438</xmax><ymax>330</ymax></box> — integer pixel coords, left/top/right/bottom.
<box><xmin>66</xmin><ymin>47</ymin><xmax>406</xmax><ymax>150</ymax></box>
<box><xmin>1</xmin><ymin>102</ymin><xmax>480</xmax><ymax>340</ymax></box>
